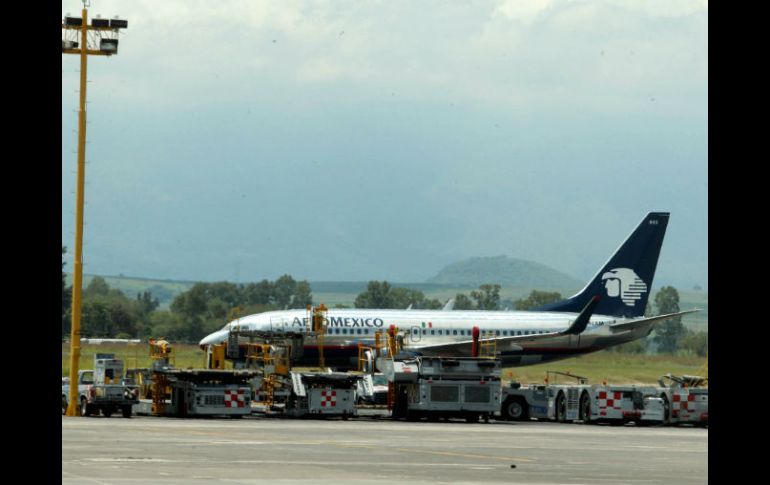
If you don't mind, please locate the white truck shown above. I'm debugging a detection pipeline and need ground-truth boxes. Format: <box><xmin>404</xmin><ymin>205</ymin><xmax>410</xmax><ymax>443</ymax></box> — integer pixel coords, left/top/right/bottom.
<box><xmin>62</xmin><ymin>354</ymin><xmax>138</xmax><ymax>417</ymax></box>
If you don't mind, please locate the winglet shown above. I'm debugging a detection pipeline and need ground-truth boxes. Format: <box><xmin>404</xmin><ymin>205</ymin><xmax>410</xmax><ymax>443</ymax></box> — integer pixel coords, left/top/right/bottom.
<box><xmin>564</xmin><ymin>295</ymin><xmax>600</xmax><ymax>335</ymax></box>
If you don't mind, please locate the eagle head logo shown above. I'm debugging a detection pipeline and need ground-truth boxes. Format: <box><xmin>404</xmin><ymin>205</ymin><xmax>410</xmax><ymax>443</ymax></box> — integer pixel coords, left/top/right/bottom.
<box><xmin>601</xmin><ymin>268</ymin><xmax>647</xmax><ymax>307</ymax></box>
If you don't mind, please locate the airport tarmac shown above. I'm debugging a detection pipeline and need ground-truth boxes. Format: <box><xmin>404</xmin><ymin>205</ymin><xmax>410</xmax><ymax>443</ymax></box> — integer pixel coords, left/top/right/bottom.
<box><xmin>62</xmin><ymin>415</ymin><xmax>707</xmax><ymax>484</ymax></box>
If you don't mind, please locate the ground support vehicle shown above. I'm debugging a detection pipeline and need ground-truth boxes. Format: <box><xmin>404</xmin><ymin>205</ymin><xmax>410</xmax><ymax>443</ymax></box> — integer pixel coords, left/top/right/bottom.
<box><xmin>581</xmin><ymin>385</ymin><xmax>664</xmax><ymax>426</ymax></box>
<box><xmin>379</xmin><ymin>356</ymin><xmax>502</xmax><ymax>422</ymax></box>
<box><xmin>127</xmin><ymin>363</ymin><xmax>258</xmax><ymax>417</ymax></box>
<box><xmin>252</xmin><ymin>371</ymin><xmax>361</xmax><ymax>419</ymax></box>
<box><xmin>499</xmin><ymin>382</ymin><xmax>588</xmax><ymax>422</ymax></box>
<box><xmin>498</xmin><ymin>372</ymin><xmax>664</xmax><ymax>426</ymax></box>
<box><xmin>656</xmin><ymin>374</ymin><xmax>708</xmax><ymax>426</ymax></box>
<box><xmin>62</xmin><ymin>354</ymin><xmax>138</xmax><ymax>417</ymax></box>
<box><xmin>130</xmin><ymin>368</ymin><xmax>257</xmax><ymax>417</ymax></box>
<box><xmin>168</xmin><ymin>369</ymin><xmax>257</xmax><ymax>417</ymax></box>
<box><xmin>499</xmin><ymin>371</ymin><xmax>592</xmax><ymax>422</ymax></box>
<box><xmin>356</xmin><ymin>372</ymin><xmax>389</xmax><ymax>405</ymax></box>
<box><xmin>282</xmin><ymin>372</ymin><xmax>360</xmax><ymax>418</ymax></box>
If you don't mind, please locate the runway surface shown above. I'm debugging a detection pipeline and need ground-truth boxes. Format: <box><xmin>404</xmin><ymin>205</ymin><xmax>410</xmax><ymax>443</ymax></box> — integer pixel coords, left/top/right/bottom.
<box><xmin>62</xmin><ymin>415</ymin><xmax>707</xmax><ymax>484</ymax></box>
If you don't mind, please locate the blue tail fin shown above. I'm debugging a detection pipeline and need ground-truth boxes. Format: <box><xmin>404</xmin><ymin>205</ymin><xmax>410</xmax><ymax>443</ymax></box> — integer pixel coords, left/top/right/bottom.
<box><xmin>537</xmin><ymin>212</ymin><xmax>669</xmax><ymax>318</ymax></box>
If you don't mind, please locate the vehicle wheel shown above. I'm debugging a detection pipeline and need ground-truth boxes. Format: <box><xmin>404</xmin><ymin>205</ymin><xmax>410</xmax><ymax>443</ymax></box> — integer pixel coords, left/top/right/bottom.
<box><xmin>102</xmin><ymin>407</ymin><xmax>113</xmax><ymax>418</ymax></box>
<box><xmin>555</xmin><ymin>392</ymin><xmax>566</xmax><ymax>423</ymax></box>
<box><xmin>121</xmin><ymin>405</ymin><xmax>132</xmax><ymax>418</ymax></box>
<box><xmin>62</xmin><ymin>397</ymin><xmax>68</xmax><ymax>415</ymax></box>
<box><xmin>465</xmin><ymin>413</ymin><xmax>479</xmax><ymax>423</ymax></box>
<box><xmin>80</xmin><ymin>397</ymin><xmax>91</xmax><ymax>417</ymax></box>
<box><xmin>502</xmin><ymin>397</ymin><xmax>528</xmax><ymax>421</ymax></box>
<box><xmin>580</xmin><ymin>392</ymin><xmax>591</xmax><ymax>424</ymax></box>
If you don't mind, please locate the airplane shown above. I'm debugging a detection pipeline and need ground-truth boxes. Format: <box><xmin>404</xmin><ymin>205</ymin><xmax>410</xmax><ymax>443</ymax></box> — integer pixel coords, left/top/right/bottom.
<box><xmin>199</xmin><ymin>212</ymin><xmax>697</xmax><ymax>369</ymax></box>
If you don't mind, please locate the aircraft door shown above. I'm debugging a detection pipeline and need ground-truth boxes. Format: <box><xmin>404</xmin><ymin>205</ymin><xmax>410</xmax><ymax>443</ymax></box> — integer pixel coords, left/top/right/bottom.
<box><xmin>409</xmin><ymin>326</ymin><xmax>422</xmax><ymax>343</ymax></box>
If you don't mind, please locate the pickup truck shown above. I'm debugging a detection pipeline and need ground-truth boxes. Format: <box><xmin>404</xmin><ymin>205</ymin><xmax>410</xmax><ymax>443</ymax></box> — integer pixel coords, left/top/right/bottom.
<box><xmin>62</xmin><ymin>354</ymin><xmax>138</xmax><ymax>417</ymax></box>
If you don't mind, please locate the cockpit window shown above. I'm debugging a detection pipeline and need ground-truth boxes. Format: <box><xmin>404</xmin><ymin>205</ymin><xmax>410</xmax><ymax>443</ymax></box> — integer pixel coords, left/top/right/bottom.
<box><xmin>220</xmin><ymin>323</ymin><xmax>230</xmax><ymax>331</ymax></box>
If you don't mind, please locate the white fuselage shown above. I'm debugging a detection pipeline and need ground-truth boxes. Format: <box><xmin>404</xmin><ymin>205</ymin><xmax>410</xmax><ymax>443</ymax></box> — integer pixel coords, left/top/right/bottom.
<box><xmin>200</xmin><ymin>308</ymin><xmax>649</xmax><ymax>368</ymax></box>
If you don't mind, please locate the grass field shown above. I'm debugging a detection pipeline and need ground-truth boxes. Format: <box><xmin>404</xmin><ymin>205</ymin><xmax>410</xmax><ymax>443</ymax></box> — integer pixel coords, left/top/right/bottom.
<box><xmin>62</xmin><ymin>343</ymin><xmax>208</xmax><ymax>376</ymax></box>
<box><xmin>501</xmin><ymin>351</ymin><xmax>706</xmax><ymax>386</ymax></box>
<box><xmin>63</xmin><ymin>343</ymin><xmax>706</xmax><ymax>386</ymax></box>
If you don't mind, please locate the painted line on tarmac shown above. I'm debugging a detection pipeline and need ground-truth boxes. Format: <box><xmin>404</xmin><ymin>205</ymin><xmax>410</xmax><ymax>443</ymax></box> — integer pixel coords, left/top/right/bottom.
<box><xmin>324</xmin><ymin>440</ymin><xmax>535</xmax><ymax>463</ymax></box>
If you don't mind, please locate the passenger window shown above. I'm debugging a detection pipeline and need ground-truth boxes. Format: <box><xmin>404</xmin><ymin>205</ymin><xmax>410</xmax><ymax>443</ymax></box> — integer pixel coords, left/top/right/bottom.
<box><xmin>431</xmin><ymin>330</ymin><xmax>435</xmax><ymax>335</ymax></box>
<box><xmin>495</xmin><ymin>330</ymin><xmax>500</xmax><ymax>336</ymax></box>
<box><xmin>453</xmin><ymin>330</ymin><xmax>458</xmax><ymax>335</ymax></box>
<box><xmin>422</xmin><ymin>330</ymin><xmax>426</xmax><ymax>335</ymax></box>
<box><xmin>342</xmin><ymin>329</ymin><xmax>348</xmax><ymax>334</ymax></box>
<box><xmin>517</xmin><ymin>331</ymin><xmax>522</xmax><ymax>335</ymax></box>
<box><xmin>357</xmin><ymin>329</ymin><xmax>362</xmax><ymax>335</ymax></box>
<box><xmin>524</xmin><ymin>330</ymin><xmax>529</xmax><ymax>335</ymax></box>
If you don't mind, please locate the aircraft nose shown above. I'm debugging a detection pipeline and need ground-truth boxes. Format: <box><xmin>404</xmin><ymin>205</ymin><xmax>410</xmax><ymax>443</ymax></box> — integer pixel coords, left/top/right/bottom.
<box><xmin>199</xmin><ymin>330</ymin><xmax>227</xmax><ymax>348</ymax></box>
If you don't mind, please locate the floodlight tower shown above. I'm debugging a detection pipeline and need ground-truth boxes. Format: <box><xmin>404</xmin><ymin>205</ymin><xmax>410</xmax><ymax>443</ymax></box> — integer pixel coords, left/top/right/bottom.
<box><xmin>62</xmin><ymin>2</ymin><xmax>127</xmax><ymax>417</ymax></box>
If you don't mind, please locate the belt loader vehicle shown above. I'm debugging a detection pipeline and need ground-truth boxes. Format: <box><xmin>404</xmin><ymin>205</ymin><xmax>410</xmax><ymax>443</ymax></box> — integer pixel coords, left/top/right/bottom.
<box><xmin>62</xmin><ymin>353</ymin><xmax>138</xmax><ymax>417</ymax></box>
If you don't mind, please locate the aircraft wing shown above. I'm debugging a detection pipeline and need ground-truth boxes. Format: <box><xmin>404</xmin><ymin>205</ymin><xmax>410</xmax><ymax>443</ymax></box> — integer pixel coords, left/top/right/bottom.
<box><xmin>409</xmin><ymin>296</ymin><xmax>601</xmax><ymax>354</ymax></box>
<box><xmin>607</xmin><ymin>309</ymin><xmax>700</xmax><ymax>333</ymax></box>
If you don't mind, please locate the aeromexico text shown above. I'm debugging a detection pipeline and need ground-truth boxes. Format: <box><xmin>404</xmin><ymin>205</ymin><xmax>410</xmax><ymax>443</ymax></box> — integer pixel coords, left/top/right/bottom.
<box><xmin>291</xmin><ymin>317</ymin><xmax>385</xmax><ymax>328</ymax></box>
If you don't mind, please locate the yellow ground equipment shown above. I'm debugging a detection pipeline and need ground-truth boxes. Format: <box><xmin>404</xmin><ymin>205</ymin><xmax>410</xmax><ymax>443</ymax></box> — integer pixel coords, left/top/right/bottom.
<box><xmin>149</xmin><ymin>337</ymin><xmax>174</xmax><ymax>415</ymax></box>
<box><xmin>206</xmin><ymin>343</ymin><xmax>227</xmax><ymax>370</ymax></box>
<box><xmin>309</xmin><ymin>304</ymin><xmax>328</xmax><ymax>368</ymax></box>
<box><xmin>479</xmin><ymin>331</ymin><xmax>498</xmax><ymax>358</ymax></box>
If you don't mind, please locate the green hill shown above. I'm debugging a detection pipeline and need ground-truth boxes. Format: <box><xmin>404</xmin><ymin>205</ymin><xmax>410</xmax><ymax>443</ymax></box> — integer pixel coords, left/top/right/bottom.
<box><xmin>427</xmin><ymin>255</ymin><xmax>584</xmax><ymax>290</ymax></box>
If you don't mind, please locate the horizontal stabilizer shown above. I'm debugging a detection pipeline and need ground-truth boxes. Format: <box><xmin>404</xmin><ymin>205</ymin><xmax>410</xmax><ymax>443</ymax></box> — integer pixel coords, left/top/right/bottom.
<box><xmin>608</xmin><ymin>309</ymin><xmax>700</xmax><ymax>333</ymax></box>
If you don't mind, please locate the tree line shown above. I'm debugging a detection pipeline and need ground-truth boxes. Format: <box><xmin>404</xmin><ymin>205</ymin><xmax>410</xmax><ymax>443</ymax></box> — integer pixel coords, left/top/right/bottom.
<box><xmin>62</xmin><ymin>247</ymin><xmax>312</xmax><ymax>343</ymax></box>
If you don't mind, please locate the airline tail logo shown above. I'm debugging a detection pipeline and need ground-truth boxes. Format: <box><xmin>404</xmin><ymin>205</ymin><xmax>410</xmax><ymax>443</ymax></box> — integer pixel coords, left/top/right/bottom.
<box><xmin>601</xmin><ymin>268</ymin><xmax>648</xmax><ymax>306</ymax></box>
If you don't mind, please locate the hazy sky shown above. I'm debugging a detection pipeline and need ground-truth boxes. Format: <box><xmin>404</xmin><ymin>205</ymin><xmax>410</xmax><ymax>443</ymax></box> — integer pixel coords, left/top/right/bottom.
<box><xmin>62</xmin><ymin>0</ymin><xmax>708</xmax><ymax>290</ymax></box>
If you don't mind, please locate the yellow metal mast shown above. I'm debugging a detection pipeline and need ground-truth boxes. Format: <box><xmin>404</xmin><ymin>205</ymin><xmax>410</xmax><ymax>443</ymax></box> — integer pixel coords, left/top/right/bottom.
<box><xmin>62</xmin><ymin>4</ymin><xmax>127</xmax><ymax>416</ymax></box>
